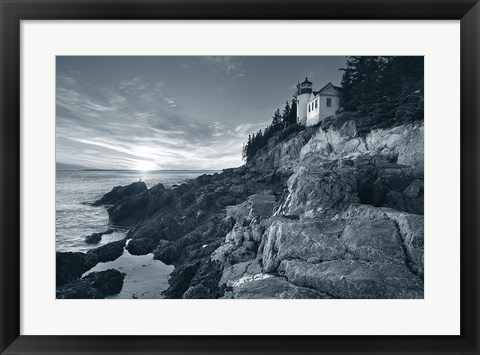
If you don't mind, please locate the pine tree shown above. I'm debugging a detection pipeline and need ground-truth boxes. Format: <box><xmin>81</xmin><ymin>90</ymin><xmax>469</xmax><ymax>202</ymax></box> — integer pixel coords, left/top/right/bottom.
<box><xmin>339</xmin><ymin>56</ymin><xmax>423</xmax><ymax>128</ymax></box>
<box><xmin>288</xmin><ymin>99</ymin><xmax>297</xmax><ymax>125</ymax></box>
<box><xmin>272</xmin><ymin>108</ymin><xmax>282</xmax><ymax>129</ymax></box>
<box><xmin>281</xmin><ymin>101</ymin><xmax>291</xmax><ymax>126</ymax></box>
<box><xmin>242</xmin><ymin>84</ymin><xmax>306</xmax><ymax>162</ymax></box>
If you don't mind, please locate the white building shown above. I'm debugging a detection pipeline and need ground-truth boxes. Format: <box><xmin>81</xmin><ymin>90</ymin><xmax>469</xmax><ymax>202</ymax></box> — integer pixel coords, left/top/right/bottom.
<box><xmin>296</xmin><ymin>78</ymin><xmax>340</xmax><ymax>126</ymax></box>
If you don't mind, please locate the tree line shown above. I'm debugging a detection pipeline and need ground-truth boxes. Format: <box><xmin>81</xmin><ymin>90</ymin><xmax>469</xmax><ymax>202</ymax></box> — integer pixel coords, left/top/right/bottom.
<box><xmin>242</xmin><ymin>99</ymin><xmax>298</xmax><ymax>162</ymax></box>
<box><xmin>242</xmin><ymin>56</ymin><xmax>424</xmax><ymax>162</ymax></box>
<box><xmin>339</xmin><ymin>56</ymin><xmax>424</xmax><ymax>128</ymax></box>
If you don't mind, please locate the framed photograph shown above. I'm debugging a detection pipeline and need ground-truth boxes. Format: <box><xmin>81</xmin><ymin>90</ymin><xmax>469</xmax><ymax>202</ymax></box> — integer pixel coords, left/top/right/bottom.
<box><xmin>1</xmin><ymin>0</ymin><xmax>479</xmax><ymax>354</ymax></box>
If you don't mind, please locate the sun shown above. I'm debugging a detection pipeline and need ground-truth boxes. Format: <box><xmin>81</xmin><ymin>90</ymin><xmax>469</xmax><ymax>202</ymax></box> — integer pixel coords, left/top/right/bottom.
<box><xmin>134</xmin><ymin>161</ymin><xmax>156</xmax><ymax>172</ymax></box>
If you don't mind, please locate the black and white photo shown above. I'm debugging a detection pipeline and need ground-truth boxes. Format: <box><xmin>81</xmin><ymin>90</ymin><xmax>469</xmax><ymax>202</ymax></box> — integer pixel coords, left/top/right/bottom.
<box><xmin>56</xmin><ymin>56</ymin><xmax>424</xmax><ymax>299</ymax></box>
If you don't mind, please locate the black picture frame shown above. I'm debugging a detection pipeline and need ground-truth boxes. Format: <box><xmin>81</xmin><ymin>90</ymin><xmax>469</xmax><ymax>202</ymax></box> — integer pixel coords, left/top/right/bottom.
<box><xmin>1</xmin><ymin>1</ymin><xmax>479</xmax><ymax>354</ymax></box>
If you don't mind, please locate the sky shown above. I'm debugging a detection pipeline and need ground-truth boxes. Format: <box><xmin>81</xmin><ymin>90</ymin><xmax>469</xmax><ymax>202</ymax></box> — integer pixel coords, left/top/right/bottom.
<box><xmin>56</xmin><ymin>56</ymin><xmax>347</xmax><ymax>171</ymax></box>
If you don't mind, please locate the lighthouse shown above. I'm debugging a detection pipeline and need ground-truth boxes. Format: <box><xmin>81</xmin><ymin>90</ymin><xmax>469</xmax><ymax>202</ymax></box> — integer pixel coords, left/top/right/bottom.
<box><xmin>296</xmin><ymin>77</ymin><xmax>340</xmax><ymax>126</ymax></box>
<box><xmin>296</xmin><ymin>78</ymin><xmax>313</xmax><ymax>125</ymax></box>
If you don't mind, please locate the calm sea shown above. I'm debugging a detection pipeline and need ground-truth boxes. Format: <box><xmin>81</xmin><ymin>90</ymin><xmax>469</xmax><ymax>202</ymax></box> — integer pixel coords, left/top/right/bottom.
<box><xmin>56</xmin><ymin>170</ymin><xmax>215</xmax><ymax>253</ymax></box>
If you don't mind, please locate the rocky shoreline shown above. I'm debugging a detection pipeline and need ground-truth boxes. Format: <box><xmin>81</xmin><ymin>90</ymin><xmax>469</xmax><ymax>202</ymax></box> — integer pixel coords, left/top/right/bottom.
<box><xmin>56</xmin><ymin>114</ymin><xmax>424</xmax><ymax>299</ymax></box>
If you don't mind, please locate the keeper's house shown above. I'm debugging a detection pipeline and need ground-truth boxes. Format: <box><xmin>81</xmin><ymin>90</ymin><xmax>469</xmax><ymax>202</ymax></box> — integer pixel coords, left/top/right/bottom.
<box><xmin>296</xmin><ymin>78</ymin><xmax>340</xmax><ymax>126</ymax></box>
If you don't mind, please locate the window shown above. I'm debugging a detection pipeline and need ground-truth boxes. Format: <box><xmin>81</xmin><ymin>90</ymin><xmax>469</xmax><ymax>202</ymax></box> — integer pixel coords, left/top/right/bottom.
<box><xmin>315</xmin><ymin>99</ymin><xmax>318</xmax><ymax>109</ymax></box>
<box><xmin>326</xmin><ymin>98</ymin><xmax>332</xmax><ymax>107</ymax></box>
<box><xmin>308</xmin><ymin>104</ymin><xmax>311</xmax><ymax>112</ymax></box>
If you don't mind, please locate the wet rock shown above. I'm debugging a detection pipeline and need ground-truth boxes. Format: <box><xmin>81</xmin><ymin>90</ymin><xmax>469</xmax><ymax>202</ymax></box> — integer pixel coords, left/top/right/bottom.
<box><xmin>56</xmin><ymin>251</ymin><xmax>88</xmax><ymax>286</ymax></box>
<box><xmin>153</xmin><ymin>245</ymin><xmax>178</xmax><ymax>265</ymax></box>
<box><xmin>85</xmin><ymin>232</ymin><xmax>102</xmax><ymax>244</ymax></box>
<box><xmin>92</xmin><ymin>181</ymin><xmax>147</xmax><ymax>206</ymax></box>
<box><xmin>162</xmin><ymin>262</ymin><xmax>200</xmax><ymax>299</ymax></box>
<box><xmin>107</xmin><ymin>190</ymin><xmax>150</xmax><ymax>226</ymax></box>
<box><xmin>82</xmin><ymin>269</ymin><xmax>125</xmax><ymax>296</ymax></box>
<box><xmin>57</xmin><ymin>269</ymin><xmax>125</xmax><ymax>299</ymax></box>
<box><xmin>126</xmin><ymin>238</ymin><xmax>156</xmax><ymax>255</ymax></box>
<box><xmin>56</xmin><ymin>280</ymin><xmax>103</xmax><ymax>299</ymax></box>
<box><xmin>85</xmin><ymin>239</ymin><xmax>126</xmax><ymax>268</ymax></box>
<box><xmin>182</xmin><ymin>284</ymin><xmax>211</xmax><ymax>299</ymax></box>
<box><xmin>146</xmin><ymin>186</ymin><xmax>174</xmax><ymax>215</ymax></box>
<box><xmin>179</xmin><ymin>191</ymin><xmax>196</xmax><ymax>207</ymax></box>
<box><xmin>183</xmin><ymin>260</ymin><xmax>223</xmax><ymax>299</ymax></box>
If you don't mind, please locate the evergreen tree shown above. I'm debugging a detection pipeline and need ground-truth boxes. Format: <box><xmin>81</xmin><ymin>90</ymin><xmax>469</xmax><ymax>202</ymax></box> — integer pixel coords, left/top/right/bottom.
<box><xmin>242</xmin><ymin>86</ymin><xmax>305</xmax><ymax>162</ymax></box>
<box><xmin>288</xmin><ymin>99</ymin><xmax>297</xmax><ymax>125</ymax></box>
<box><xmin>272</xmin><ymin>108</ymin><xmax>282</xmax><ymax>129</ymax></box>
<box><xmin>281</xmin><ymin>101</ymin><xmax>291</xmax><ymax>126</ymax></box>
<box><xmin>339</xmin><ymin>56</ymin><xmax>423</xmax><ymax>128</ymax></box>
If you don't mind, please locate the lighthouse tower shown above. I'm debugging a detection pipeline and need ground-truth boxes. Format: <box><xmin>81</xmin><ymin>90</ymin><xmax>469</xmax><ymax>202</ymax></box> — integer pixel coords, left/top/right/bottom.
<box><xmin>296</xmin><ymin>77</ymin><xmax>313</xmax><ymax>125</ymax></box>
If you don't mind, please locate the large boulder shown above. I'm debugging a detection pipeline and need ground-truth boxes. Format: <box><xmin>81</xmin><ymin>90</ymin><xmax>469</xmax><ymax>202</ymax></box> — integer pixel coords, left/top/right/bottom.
<box><xmin>183</xmin><ymin>260</ymin><xmax>224</xmax><ymax>299</ymax></box>
<box><xmin>126</xmin><ymin>238</ymin><xmax>156</xmax><ymax>255</ymax></box>
<box><xmin>82</xmin><ymin>269</ymin><xmax>125</xmax><ymax>296</ymax></box>
<box><xmin>56</xmin><ymin>280</ymin><xmax>103</xmax><ymax>299</ymax></box>
<box><xmin>211</xmin><ymin>192</ymin><xmax>276</xmax><ymax>268</ymax></box>
<box><xmin>262</xmin><ymin>218</ymin><xmax>346</xmax><ymax>273</ymax></box>
<box><xmin>153</xmin><ymin>244</ymin><xmax>178</xmax><ymax>265</ymax></box>
<box><xmin>228</xmin><ymin>276</ymin><xmax>330</xmax><ymax>299</ymax></box>
<box><xmin>92</xmin><ymin>181</ymin><xmax>147</xmax><ymax>206</ymax></box>
<box><xmin>219</xmin><ymin>260</ymin><xmax>262</xmax><ymax>288</ymax></box>
<box><xmin>339</xmin><ymin>219</ymin><xmax>406</xmax><ymax>264</ymax></box>
<box><xmin>226</xmin><ymin>192</ymin><xmax>276</xmax><ymax>223</ymax></box>
<box><xmin>365</xmin><ymin>123</ymin><xmax>424</xmax><ymax>170</ymax></box>
<box><xmin>383</xmin><ymin>210</ymin><xmax>424</xmax><ymax>278</ymax></box>
<box><xmin>84</xmin><ymin>229</ymin><xmax>117</xmax><ymax>245</ymax></box>
<box><xmin>280</xmin><ymin>157</ymin><xmax>359</xmax><ymax>218</ymax></box>
<box><xmin>107</xmin><ymin>190</ymin><xmax>150</xmax><ymax>226</ymax></box>
<box><xmin>56</xmin><ymin>251</ymin><xmax>88</xmax><ymax>286</ymax></box>
<box><xmin>341</xmin><ymin>204</ymin><xmax>424</xmax><ymax>278</ymax></box>
<box><xmin>85</xmin><ymin>232</ymin><xmax>102</xmax><ymax>244</ymax></box>
<box><xmin>85</xmin><ymin>239</ymin><xmax>126</xmax><ymax>267</ymax></box>
<box><xmin>279</xmin><ymin>259</ymin><xmax>423</xmax><ymax>299</ymax></box>
<box><xmin>57</xmin><ymin>269</ymin><xmax>125</xmax><ymax>299</ymax></box>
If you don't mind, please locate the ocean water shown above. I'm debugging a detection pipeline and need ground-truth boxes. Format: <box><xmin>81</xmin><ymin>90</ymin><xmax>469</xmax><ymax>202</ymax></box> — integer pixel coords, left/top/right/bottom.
<box><xmin>56</xmin><ymin>170</ymin><xmax>214</xmax><ymax>252</ymax></box>
<box><xmin>56</xmin><ymin>169</ymin><xmax>215</xmax><ymax>298</ymax></box>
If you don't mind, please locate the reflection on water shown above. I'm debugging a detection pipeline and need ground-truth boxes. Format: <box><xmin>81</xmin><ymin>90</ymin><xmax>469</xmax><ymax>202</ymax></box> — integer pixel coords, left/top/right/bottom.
<box><xmin>83</xmin><ymin>249</ymin><xmax>174</xmax><ymax>299</ymax></box>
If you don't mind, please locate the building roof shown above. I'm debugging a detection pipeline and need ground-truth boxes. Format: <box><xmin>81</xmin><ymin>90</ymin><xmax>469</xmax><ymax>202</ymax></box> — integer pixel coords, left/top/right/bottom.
<box><xmin>301</xmin><ymin>77</ymin><xmax>312</xmax><ymax>85</ymax></box>
<box><xmin>314</xmin><ymin>82</ymin><xmax>339</xmax><ymax>96</ymax></box>
<box><xmin>306</xmin><ymin>83</ymin><xmax>339</xmax><ymax>103</ymax></box>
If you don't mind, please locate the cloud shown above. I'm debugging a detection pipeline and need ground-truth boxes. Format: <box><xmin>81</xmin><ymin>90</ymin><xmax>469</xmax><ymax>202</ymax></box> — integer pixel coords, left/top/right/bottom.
<box><xmin>200</xmin><ymin>56</ymin><xmax>246</xmax><ymax>79</ymax></box>
<box><xmin>56</xmin><ymin>75</ymin><xmax>250</xmax><ymax>170</ymax></box>
<box><xmin>58</xmin><ymin>73</ymin><xmax>77</xmax><ymax>86</ymax></box>
<box><xmin>55</xmin><ymin>57</ymin><xmax>286</xmax><ymax>170</ymax></box>
<box><xmin>119</xmin><ymin>77</ymin><xmax>149</xmax><ymax>92</ymax></box>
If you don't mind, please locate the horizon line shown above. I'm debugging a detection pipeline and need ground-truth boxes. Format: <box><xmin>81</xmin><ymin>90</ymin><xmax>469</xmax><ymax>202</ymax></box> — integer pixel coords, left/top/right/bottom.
<box><xmin>56</xmin><ymin>168</ymin><xmax>224</xmax><ymax>172</ymax></box>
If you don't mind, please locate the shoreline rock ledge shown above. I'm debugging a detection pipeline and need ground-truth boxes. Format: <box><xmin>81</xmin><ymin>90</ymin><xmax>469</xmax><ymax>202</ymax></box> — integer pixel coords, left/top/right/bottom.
<box><xmin>57</xmin><ymin>115</ymin><xmax>424</xmax><ymax>299</ymax></box>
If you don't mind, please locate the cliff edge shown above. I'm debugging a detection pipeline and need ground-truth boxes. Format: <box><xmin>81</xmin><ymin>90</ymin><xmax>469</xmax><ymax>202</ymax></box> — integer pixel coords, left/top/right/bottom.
<box><xmin>57</xmin><ymin>113</ymin><xmax>424</xmax><ymax>299</ymax></box>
